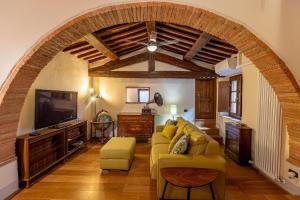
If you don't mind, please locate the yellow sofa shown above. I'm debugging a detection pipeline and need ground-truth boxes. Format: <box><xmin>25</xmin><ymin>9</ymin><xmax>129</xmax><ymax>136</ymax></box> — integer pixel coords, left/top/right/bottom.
<box><xmin>150</xmin><ymin>117</ymin><xmax>225</xmax><ymax>200</ymax></box>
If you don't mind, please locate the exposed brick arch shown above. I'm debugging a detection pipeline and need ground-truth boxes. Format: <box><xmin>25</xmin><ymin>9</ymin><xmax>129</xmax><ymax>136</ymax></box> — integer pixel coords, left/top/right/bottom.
<box><xmin>0</xmin><ymin>2</ymin><xmax>299</xmax><ymax>166</ymax></box>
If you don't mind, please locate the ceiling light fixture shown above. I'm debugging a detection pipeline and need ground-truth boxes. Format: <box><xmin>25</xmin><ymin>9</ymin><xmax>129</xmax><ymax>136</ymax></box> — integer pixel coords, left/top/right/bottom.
<box><xmin>147</xmin><ymin>42</ymin><xmax>157</xmax><ymax>52</ymax></box>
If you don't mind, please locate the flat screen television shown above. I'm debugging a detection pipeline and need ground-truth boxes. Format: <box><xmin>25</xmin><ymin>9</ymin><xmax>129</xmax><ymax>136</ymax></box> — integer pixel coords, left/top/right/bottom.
<box><xmin>35</xmin><ymin>89</ymin><xmax>78</xmax><ymax>129</ymax></box>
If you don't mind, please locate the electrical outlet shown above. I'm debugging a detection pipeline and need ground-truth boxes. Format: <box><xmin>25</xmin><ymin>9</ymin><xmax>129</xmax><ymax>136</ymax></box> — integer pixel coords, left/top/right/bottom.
<box><xmin>289</xmin><ymin>169</ymin><xmax>298</xmax><ymax>179</ymax></box>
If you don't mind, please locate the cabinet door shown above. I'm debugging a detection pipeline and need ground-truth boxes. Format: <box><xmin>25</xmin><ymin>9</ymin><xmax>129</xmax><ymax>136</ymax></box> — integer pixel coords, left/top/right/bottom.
<box><xmin>226</xmin><ymin>130</ymin><xmax>239</xmax><ymax>155</ymax></box>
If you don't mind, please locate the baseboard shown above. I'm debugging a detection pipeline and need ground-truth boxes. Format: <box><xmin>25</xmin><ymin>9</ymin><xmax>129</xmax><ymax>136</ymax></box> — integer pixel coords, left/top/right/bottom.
<box><xmin>4</xmin><ymin>188</ymin><xmax>22</xmax><ymax>200</ymax></box>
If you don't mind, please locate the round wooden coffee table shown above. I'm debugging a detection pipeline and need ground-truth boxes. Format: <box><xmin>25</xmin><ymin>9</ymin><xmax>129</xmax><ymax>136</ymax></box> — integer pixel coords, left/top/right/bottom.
<box><xmin>160</xmin><ymin>167</ymin><xmax>220</xmax><ymax>200</ymax></box>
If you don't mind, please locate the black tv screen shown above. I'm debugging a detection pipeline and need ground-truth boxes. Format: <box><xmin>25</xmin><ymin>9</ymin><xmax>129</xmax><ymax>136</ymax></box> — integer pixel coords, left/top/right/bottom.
<box><xmin>35</xmin><ymin>89</ymin><xmax>78</xmax><ymax>129</ymax></box>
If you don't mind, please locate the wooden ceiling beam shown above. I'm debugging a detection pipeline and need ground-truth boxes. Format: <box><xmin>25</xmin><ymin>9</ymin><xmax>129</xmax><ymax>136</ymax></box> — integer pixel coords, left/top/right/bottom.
<box><xmin>157</xmin><ymin>26</ymin><xmax>198</xmax><ymax>41</ymax></box>
<box><xmin>63</xmin><ymin>41</ymin><xmax>89</xmax><ymax>52</ymax></box>
<box><xmin>199</xmin><ymin>49</ymin><xmax>230</xmax><ymax>59</ymax></box>
<box><xmin>77</xmin><ymin>50</ymin><xmax>99</xmax><ymax>58</ymax></box>
<box><xmin>106</xmin><ymin>32</ymin><xmax>148</xmax><ymax>46</ymax></box>
<box><xmin>118</xmin><ymin>46</ymin><xmax>145</xmax><ymax>56</ymax></box>
<box><xmin>97</xmin><ymin>23</ymin><xmax>143</xmax><ymax>37</ymax></box>
<box><xmin>155</xmin><ymin>52</ymin><xmax>215</xmax><ymax>74</ymax></box>
<box><xmin>83</xmin><ymin>53</ymin><xmax>104</xmax><ymax>60</ymax></box>
<box><xmin>208</xmin><ymin>41</ymin><xmax>237</xmax><ymax>52</ymax></box>
<box><xmin>89</xmin><ymin>52</ymin><xmax>148</xmax><ymax>71</ymax></box>
<box><xmin>160</xmin><ymin>45</ymin><xmax>188</xmax><ymax>54</ymax></box>
<box><xmin>84</xmin><ymin>34</ymin><xmax>118</xmax><ymax>60</ymax></box>
<box><xmin>197</xmin><ymin>51</ymin><xmax>226</xmax><ymax>60</ymax></box>
<box><xmin>157</xmin><ymin>32</ymin><xmax>194</xmax><ymax>45</ymax></box>
<box><xmin>195</xmin><ymin>54</ymin><xmax>222</xmax><ymax>62</ymax></box>
<box><xmin>157</xmin><ymin>37</ymin><xmax>192</xmax><ymax>49</ymax></box>
<box><xmin>102</xmin><ymin>26</ymin><xmax>146</xmax><ymax>42</ymax></box>
<box><xmin>111</xmin><ymin>37</ymin><xmax>148</xmax><ymax>50</ymax></box>
<box><xmin>203</xmin><ymin>46</ymin><xmax>233</xmax><ymax>56</ymax></box>
<box><xmin>184</xmin><ymin>32</ymin><xmax>212</xmax><ymax>61</ymax></box>
<box><xmin>146</xmin><ymin>21</ymin><xmax>156</xmax><ymax>40</ymax></box>
<box><xmin>89</xmin><ymin>71</ymin><xmax>216</xmax><ymax>79</ymax></box>
<box><xmin>70</xmin><ymin>46</ymin><xmax>94</xmax><ymax>54</ymax></box>
<box><xmin>159</xmin><ymin>23</ymin><xmax>202</xmax><ymax>36</ymax></box>
<box><xmin>114</xmin><ymin>43</ymin><xmax>144</xmax><ymax>53</ymax></box>
<box><xmin>148</xmin><ymin>53</ymin><xmax>155</xmax><ymax>72</ymax></box>
<box><xmin>89</xmin><ymin>57</ymin><xmax>107</xmax><ymax>63</ymax></box>
<box><xmin>194</xmin><ymin>56</ymin><xmax>218</xmax><ymax>64</ymax></box>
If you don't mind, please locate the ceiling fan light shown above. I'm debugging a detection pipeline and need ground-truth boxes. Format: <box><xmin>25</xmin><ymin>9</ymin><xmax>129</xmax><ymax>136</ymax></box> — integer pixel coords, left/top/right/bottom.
<box><xmin>147</xmin><ymin>44</ymin><xmax>157</xmax><ymax>52</ymax></box>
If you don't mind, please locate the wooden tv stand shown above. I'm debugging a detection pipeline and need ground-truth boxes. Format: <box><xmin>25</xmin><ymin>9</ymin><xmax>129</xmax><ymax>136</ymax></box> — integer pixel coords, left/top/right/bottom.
<box><xmin>16</xmin><ymin>120</ymin><xmax>87</xmax><ymax>187</ymax></box>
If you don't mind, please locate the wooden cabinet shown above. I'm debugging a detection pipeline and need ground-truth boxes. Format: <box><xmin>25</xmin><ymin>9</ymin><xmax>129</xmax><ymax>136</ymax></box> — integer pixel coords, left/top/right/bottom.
<box><xmin>16</xmin><ymin>120</ymin><xmax>87</xmax><ymax>187</ymax></box>
<box><xmin>225</xmin><ymin>122</ymin><xmax>252</xmax><ymax>165</ymax></box>
<box><xmin>117</xmin><ymin>113</ymin><xmax>154</xmax><ymax>142</ymax></box>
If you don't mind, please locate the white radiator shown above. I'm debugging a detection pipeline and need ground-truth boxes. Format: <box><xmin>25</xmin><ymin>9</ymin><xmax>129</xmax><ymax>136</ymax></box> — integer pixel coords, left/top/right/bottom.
<box><xmin>255</xmin><ymin>73</ymin><xmax>284</xmax><ymax>179</ymax></box>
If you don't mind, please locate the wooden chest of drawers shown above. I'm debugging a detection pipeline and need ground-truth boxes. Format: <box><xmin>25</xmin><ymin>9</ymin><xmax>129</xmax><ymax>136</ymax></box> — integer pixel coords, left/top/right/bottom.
<box><xmin>117</xmin><ymin>112</ymin><xmax>154</xmax><ymax>141</ymax></box>
<box><xmin>225</xmin><ymin>122</ymin><xmax>252</xmax><ymax>165</ymax></box>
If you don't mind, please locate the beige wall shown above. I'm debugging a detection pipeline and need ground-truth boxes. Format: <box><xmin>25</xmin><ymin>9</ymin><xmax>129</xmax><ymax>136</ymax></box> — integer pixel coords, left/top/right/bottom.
<box><xmin>93</xmin><ymin>62</ymin><xmax>195</xmax><ymax>126</ymax></box>
<box><xmin>17</xmin><ymin>52</ymin><xmax>92</xmax><ymax>136</ymax></box>
<box><xmin>96</xmin><ymin>77</ymin><xmax>195</xmax><ymax>124</ymax></box>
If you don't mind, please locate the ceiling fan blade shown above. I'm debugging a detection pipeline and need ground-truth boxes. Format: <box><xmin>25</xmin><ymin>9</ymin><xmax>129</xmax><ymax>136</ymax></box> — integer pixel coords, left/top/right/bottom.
<box><xmin>157</xmin><ymin>40</ymin><xmax>179</xmax><ymax>46</ymax></box>
<box><xmin>123</xmin><ymin>39</ymin><xmax>148</xmax><ymax>46</ymax></box>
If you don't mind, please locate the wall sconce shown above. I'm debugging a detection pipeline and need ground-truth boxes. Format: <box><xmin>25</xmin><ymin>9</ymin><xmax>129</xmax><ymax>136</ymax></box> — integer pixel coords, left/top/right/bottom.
<box><xmin>170</xmin><ymin>104</ymin><xmax>177</xmax><ymax>120</ymax></box>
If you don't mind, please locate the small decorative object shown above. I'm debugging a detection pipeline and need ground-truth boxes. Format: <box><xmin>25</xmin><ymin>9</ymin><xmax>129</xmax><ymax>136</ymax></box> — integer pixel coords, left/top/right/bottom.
<box><xmin>142</xmin><ymin>92</ymin><xmax>163</xmax><ymax>114</ymax></box>
<box><xmin>94</xmin><ymin>110</ymin><xmax>112</xmax><ymax>130</ymax></box>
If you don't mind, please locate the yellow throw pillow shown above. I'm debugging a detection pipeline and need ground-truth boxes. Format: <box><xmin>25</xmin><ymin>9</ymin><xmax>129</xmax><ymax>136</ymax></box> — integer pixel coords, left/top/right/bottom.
<box><xmin>161</xmin><ymin>124</ymin><xmax>178</xmax><ymax>140</ymax></box>
<box><xmin>168</xmin><ymin>131</ymin><xmax>184</xmax><ymax>153</ymax></box>
<box><xmin>188</xmin><ymin>131</ymin><xmax>208</xmax><ymax>155</ymax></box>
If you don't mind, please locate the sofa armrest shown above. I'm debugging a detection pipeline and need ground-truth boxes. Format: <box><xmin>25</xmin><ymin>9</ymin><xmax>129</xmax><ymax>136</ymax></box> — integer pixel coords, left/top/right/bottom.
<box><xmin>156</xmin><ymin>125</ymin><xmax>165</xmax><ymax>132</ymax></box>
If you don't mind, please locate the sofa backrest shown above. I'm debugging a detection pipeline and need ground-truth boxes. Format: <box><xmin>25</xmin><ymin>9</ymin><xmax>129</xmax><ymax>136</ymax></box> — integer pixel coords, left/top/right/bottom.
<box><xmin>177</xmin><ymin>117</ymin><xmax>220</xmax><ymax>155</ymax></box>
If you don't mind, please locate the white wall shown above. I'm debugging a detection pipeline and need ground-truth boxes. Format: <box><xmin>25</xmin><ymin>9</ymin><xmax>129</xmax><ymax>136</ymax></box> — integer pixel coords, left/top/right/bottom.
<box><xmin>93</xmin><ymin>62</ymin><xmax>195</xmax><ymax>126</ymax></box>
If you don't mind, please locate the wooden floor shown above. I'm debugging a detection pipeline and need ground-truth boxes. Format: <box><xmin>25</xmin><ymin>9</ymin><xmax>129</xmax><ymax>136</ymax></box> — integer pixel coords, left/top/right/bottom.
<box><xmin>13</xmin><ymin>144</ymin><xmax>300</xmax><ymax>200</ymax></box>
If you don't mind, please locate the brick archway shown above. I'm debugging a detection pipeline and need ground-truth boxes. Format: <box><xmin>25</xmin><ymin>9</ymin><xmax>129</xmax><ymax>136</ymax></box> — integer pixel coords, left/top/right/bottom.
<box><xmin>0</xmin><ymin>2</ymin><xmax>299</xmax><ymax>166</ymax></box>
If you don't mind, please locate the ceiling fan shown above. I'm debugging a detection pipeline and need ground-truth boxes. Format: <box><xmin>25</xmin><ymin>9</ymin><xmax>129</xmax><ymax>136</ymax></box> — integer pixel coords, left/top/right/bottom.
<box><xmin>127</xmin><ymin>31</ymin><xmax>179</xmax><ymax>52</ymax></box>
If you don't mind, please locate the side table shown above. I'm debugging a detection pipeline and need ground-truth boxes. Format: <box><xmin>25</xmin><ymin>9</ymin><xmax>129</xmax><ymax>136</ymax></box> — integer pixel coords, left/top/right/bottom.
<box><xmin>160</xmin><ymin>167</ymin><xmax>220</xmax><ymax>200</ymax></box>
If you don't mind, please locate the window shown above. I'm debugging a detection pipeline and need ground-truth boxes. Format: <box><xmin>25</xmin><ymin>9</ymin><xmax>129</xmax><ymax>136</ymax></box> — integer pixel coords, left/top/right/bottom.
<box><xmin>229</xmin><ymin>75</ymin><xmax>242</xmax><ymax>118</ymax></box>
<box><xmin>126</xmin><ymin>87</ymin><xmax>150</xmax><ymax>103</ymax></box>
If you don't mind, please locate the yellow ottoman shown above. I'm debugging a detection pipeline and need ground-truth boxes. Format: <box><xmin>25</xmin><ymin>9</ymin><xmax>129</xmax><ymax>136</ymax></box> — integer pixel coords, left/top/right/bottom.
<box><xmin>100</xmin><ymin>137</ymin><xmax>136</xmax><ymax>170</ymax></box>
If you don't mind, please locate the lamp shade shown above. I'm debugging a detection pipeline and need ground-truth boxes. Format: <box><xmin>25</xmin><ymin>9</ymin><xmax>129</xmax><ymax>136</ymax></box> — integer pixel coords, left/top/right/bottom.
<box><xmin>170</xmin><ymin>104</ymin><xmax>177</xmax><ymax>115</ymax></box>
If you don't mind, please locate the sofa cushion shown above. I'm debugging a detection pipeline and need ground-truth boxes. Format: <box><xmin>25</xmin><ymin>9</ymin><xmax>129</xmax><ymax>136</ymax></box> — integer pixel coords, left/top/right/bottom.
<box><xmin>152</xmin><ymin>132</ymin><xmax>171</xmax><ymax>146</ymax></box>
<box><xmin>165</xmin><ymin>119</ymin><xmax>177</xmax><ymax>126</ymax></box>
<box><xmin>188</xmin><ymin>131</ymin><xmax>208</xmax><ymax>155</ymax></box>
<box><xmin>168</xmin><ymin>131</ymin><xmax>184</xmax><ymax>153</ymax></box>
<box><xmin>170</xmin><ymin>134</ymin><xmax>190</xmax><ymax>154</ymax></box>
<box><xmin>161</xmin><ymin>124</ymin><xmax>178</xmax><ymax>140</ymax></box>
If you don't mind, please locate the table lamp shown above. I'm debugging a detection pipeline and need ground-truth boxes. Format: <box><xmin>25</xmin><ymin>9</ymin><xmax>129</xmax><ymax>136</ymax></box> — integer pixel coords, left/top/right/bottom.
<box><xmin>170</xmin><ymin>104</ymin><xmax>177</xmax><ymax>120</ymax></box>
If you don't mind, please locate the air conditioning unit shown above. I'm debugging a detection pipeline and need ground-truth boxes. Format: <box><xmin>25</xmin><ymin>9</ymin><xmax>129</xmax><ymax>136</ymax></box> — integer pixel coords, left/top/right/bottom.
<box><xmin>215</xmin><ymin>53</ymin><xmax>242</xmax><ymax>76</ymax></box>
